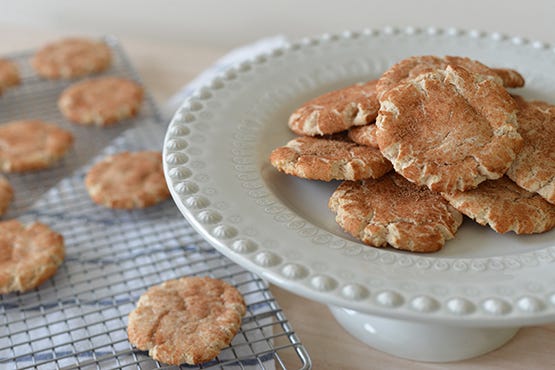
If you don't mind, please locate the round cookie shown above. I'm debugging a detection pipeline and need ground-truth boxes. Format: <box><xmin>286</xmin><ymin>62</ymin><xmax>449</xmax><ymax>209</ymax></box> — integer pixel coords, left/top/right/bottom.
<box><xmin>348</xmin><ymin>124</ymin><xmax>379</xmax><ymax>148</ymax></box>
<box><xmin>85</xmin><ymin>151</ymin><xmax>170</xmax><ymax>209</ymax></box>
<box><xmin>0</xmin><ymin>58</ymin><xmax>20</xmax><ymax>94</ymax></box>
<box><xmin>127</xmin><ymin>276</ymin><xmax>246</xmax><ymax>365</ymax></box>
<box><xmin>507</xmin><ymin>96</ymin><xmax>555</xmax><ymax>205</ymax></box>
<box><xmin>442</xmin><ymin>177</ymin><xmax>555</xmax><ymax>234</ymax></box>
<box><xmin>269</xmin><ymin>135</ymin><xmax>392</xmax><ymax>181</ymax></box>
<box><xmin>31</xmin><ymin>37</ymin><xmax>111</xmax><ymax>79</ymax></box>
<box><xmin>0</xmin><ymin>176</ymin><xmax>13</xmax><ymax>216</ymax></box>
<box><xmin>0</xmin><ymin>120</ymin><xmax>74</xmax><ymax>173</ymax></box>
<box><xmin>0</xmin><ymin>220</ymin><xmax>65</xmax><ymax>294</ymax></box>
<box><xmin>376</xmin><ymin>65</ymin><xmax>522</xmax><ymax>193</ymax></box>
<box><xmin>329</xmin><ymin>173</ymin><xmax>463</xmax><ymax>252</ymax></box>
<box><xmin>58</xmin><ymin>77</ymin><xmax>143</xmax><ymax>126</ymax></box>
<box><xmin>376</xmin><ymin>55</ymin><xmax>524</xmax><ymax>98</ymax></box>
<box><xmin>288</xmin><ymin>80</ymin><xmax>380</xmax><ymax>136</ymax></box>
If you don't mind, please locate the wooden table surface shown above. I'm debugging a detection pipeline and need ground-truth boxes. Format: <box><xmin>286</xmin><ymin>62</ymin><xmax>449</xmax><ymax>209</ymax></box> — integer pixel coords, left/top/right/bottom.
<box><xmin>2</xmin><ymin>25</ymin><xmax>555</xmax><ymax>370</ymax></box>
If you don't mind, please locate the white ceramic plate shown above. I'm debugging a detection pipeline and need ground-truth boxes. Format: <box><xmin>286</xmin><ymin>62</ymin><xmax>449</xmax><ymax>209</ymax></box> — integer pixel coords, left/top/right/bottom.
<box><xmin>163</xmin><ymin>27</ymin><xmax>555</xmax><ymax>327</ymax></box>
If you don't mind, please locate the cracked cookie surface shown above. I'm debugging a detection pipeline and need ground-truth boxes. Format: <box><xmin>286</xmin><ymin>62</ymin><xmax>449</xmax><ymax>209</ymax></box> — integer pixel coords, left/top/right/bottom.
<box><xmin>85</xmin><ymin>151</ymin><xmax>169</xmax><ymax>209</ymax></box>
<box><xmin>270</xmin><ymin>135</ymin><xmax>392</xmax><ymax>181</ymax></box>
<box><xmin>329</xmin><ymin>173</ymin><xmax>463</xmax><ymax>252</ymax></box>
<box><xmin>31</xmin><ymin>37</ymin><xmax>111</xmax><ymax>79</ymax></box>
<box><xmin>348</xmin><ymin>124</ymin><xmax>379</xmax><ymax>148</ymax></box>
<box><xmin>0</xmin><ymin>120</ymin><xmax>74</xmax><ymax>173</ymax></box>
<box><xmin>507</xmin><ymin>96</ymin><xmax>555</xmax><ymax>205</ymax></box>
<box><xmin>58</xmin><ymin>76</ymin><xmax>143</xmax><ymax>126</ymax></box>
<box><xmin>442</xmin><ymin>177</ymin><xmax>555</xmax><ymax>234</ymax></box>
<box><xmin>376</xmin><ymin>55</ymin><xmax>524</xmax><ymax>98</ymax></box>
<box><xmin>376</xmin><ymin>65</ymin><xmax>522</xmax><ymax>193</ymax></box>
<box><xmin>288</xmin><ymin>80</ymin><xmax>380</xmax><ymax>136</ymax></box>
<box><xmin>127</xmin><ymin>276</ymin><xmax>246</xmax><ymax>365</ymax></box>
<box><xmin>0</xmin><ymin>220</ymin><xmax>65</xmax><ymax>294</ymax></box>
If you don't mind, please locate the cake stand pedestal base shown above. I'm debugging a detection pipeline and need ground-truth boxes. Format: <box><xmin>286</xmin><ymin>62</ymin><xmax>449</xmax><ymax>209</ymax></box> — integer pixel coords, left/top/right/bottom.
<box><xmin>329</xmin><ymin>305</ymin><xmax>519</xmax><ymax>362</ymax></box>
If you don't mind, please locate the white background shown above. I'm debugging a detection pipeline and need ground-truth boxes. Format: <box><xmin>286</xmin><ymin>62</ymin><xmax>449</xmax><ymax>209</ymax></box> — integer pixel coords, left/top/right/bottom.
<box><xmin>0</xmin><ymin>0</ymin><xmax>553</xmax><ymax>48</ymax></box>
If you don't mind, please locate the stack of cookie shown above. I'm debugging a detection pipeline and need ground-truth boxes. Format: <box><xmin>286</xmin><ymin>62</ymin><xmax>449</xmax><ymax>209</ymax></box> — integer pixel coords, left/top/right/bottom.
<box><xmin>270</xmin><ymin>55</ymin><xmax>555</xmax><ymax>253</ymax></box>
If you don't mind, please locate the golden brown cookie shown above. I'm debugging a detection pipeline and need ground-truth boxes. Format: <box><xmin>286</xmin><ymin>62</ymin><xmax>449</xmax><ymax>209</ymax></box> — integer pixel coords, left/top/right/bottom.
<box><xmin>127</xmin><ymin>276</ymin><xmax>246</xmax><ymax>365</ymax></box>
<box><xmin>329</xmin><ymin>173</ymin><xmax>463</xmax><ymax>252</ymax></box>
<box><xmin>288</xmin><ymin>80</ymin><xmax>380</xmax><ymax>136</ymax></box>
<box><xmin>506</xmin><ymin>96</ymin><xmax>555</xmax><ymax>205</ymax></box>
<box><xmin>58</xmin><ymin>77</ymin><xmax>143</xmax><ymax>126</ymax></box>
<box><xmin>0</xmin><ymin>220</ymin><xmax>65</xmax><ymax>294</ymax></box>
<box><xmin>376</xmin><ymin>55</ymin><xmax>524</xmax><ymax>98</ymax></box>
<box><xmin>0</xmin><ymin>120</ymin><xmax>74</xmax><ymax>173</ymax></box>
<box><xmin>269</xmin><ymin>135</ymin><xmax>392</xmax><ymax>181</ymax></box>
<box><xmin>31</xmin><ymin>37</ymin><xmax>111</xmax><ymax>79</ymax></box>
<box><xmin>0</xmin><ymin>58</ymin><xmax>20</xmax><ymax>94</ymax></box>
<box><xmin>0</xmin><ymin>176</ymin><xmax>13</xmax><ymax>216</ymax></box>
<box><xmin>376</xmin><ymin>65</ymin><xmax>522</xmax><ymax>193</ymax></box>
<box><xmin>442</xmin><ymin>177</ymin><xmax>555</xmax><ymax>234</ymax></box>
<box><xmin>348</xmin><ymin>124</ymin><xmax>379</xmax><ymax>148</ymax></box>
<box><xmin>85</xmin><ymin>151</ymin><xmax>169</xmax><ymax>209</ymax></box>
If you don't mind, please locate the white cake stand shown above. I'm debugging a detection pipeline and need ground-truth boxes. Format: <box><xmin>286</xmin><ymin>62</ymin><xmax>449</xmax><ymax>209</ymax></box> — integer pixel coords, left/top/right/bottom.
<box><xmin>163</xmin><ymin>27</ymin><xmax>555</xmax><ymax>362</ymax></box>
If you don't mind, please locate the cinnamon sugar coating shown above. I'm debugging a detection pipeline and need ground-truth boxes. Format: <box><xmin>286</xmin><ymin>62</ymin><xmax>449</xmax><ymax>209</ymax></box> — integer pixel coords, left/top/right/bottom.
<box><xmin>376</xmin><ymin>65</ymin><xmax>522</xmax><ymax>193</ymax></box>
<box><xmin>270</xmin><ymin>135</ymin><xmax>392</xmax><ymax>181</ymax></box>
<box><xmin>329</xmin><ymin>173</ymin><xmax>462</xmax><ymax>252</ymax></box>
<box><xmin>127</xmin><ymin>276</ymin><xmax>246</xmax><ymax>365</ymax></box>
<box><xmin>0</xmin><ymin>220</ymin><xmax>65</xmax><ymax>294</ymax></box>
<box><xmin>288</xmin><ymin>80</ymin><xmax>380</xmax><ymax>136</ymax></box>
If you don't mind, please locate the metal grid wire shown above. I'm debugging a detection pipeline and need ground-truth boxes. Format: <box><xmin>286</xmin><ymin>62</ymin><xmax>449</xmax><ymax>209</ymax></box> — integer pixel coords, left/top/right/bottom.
<box><xmin>0</xmin><ymin>37</ymin><xmax>310</xmax><ymax>370</ymax></box>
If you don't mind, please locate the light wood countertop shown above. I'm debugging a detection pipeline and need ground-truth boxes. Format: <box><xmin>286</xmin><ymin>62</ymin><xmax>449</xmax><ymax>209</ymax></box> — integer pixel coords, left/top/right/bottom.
<box><xmin>2</xmin><ymin>25</ymin><xmax>555</xmax><ymax>370</ymax></box>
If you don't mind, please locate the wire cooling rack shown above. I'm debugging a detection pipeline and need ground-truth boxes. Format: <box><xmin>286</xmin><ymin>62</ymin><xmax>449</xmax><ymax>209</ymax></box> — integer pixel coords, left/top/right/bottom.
<box><xmin>0</xmin><ymin>37</ymin><xmax>311</xmax><ymax>370</ymax></box>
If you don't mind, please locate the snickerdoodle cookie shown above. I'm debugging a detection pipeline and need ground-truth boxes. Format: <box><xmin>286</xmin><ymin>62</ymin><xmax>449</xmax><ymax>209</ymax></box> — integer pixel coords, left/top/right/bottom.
<box><xmin>0</xmin><ymin>220</ymin><xmax>65</xmax><ymax>294</ymax></box>
<box><xmin>0</xmin><ymin>120</ymin><xmax>74</xmax><ymax>172</ymax></box>
<box><xmin>348</xmin><ymin>124</ymin><xmax>379</xmax><ymax>148</ymax></box>
<box><xmin>269</xmin><ymin>135</ymin><xmax>392</xmax><ymax>181</ymax></box>
<box><xmin>506</xmin><ymin>96</ymin><xmax>555</xmax><ymax>205</ymax></box>
<box><xmin>376</xmin><ymin>55</ymin><xmax>524</xmax><ymax>98</ymax></box>
<box><xmin>127</xmin><ymin>276</ymin><xmax>246</xmax><ymax>365</ymax></box>
<box><xmin>0</xmin><ymin>176</ymin><xmax>13</xmax><ymax>216</ymax></box>
<box><xmin>85</xmin><ymin>151</ymin><xmax>169</xmax><ymax>209</ymax></box>
<box><xmin>442</xmin><ymin>177</ymin><xmax>555</xmax><ymax>234</ymax></box>
<box><xmin>0</xmin><ymin>58</ymin><xmax>20</xmax><ymax>94</ymax></box>
<box><xmin>58</xmin><ymin>76</ymin><xmax>143</xmax><ymax>126</ymax></box>
<box><xmin>376</xmin><ymin>64</ymin><xmax>522</xmax><ymax>193</ymax></box>
<box><xmin>288</xmin><ymin>80</ymin><xmax>380</xmax><ymax>136</ymax></box>
<box><xmin>329</xmin><ymin>173</ymin><xmax>463</xmax><ymax>252</ymax></box>
<box><xmin>31</xmin><ymin>37</ymin><xmax>111</xmax><ymax>79</ymax></box>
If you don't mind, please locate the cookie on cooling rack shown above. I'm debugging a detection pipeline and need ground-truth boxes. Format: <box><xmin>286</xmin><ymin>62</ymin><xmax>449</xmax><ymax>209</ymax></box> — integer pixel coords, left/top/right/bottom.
<box><xmin>0</xmin><ymin>58</ymin><xmax>20</xmax><ymax>94</ymax></box>
<box><xmin>329</xmin><ymin>173</ymin><xmax>463</xmax><ymax>252</ymax></box>
<box><xmin>85</xmin><ymin>151</ymin><xmax>169</xmax><ymax>209</ymax></box>
<box><xmin>376</xmin><ymin>55</ymin><xmax>524</xmax><ymax>98</ymax></box>
<box><xmin>288</xmin><ymin>80</ymin><xmax>380</xmax><ymax>136</ymax></box>
<box><xmin>58</xmin><ymin>76</ymin><xmax>143</xmax><ymax>126</ymax></box>
<box><xmin>506</xmin><ymin>96</ymin><xmax>555</xmax><ymax>205</ymax></box>
<box><xmin>376</xmin><ymin>64</ymin><xmax>522</xmax><ymax>193</ymax></box>
<box><xmin>0</xmin><ymin>220</ymin><xmax>65</xmax><ymax>294</ymax></box>
<box><xmin>269</xmin><ymin>135</ymin><xmax>392</xmax><ymax>181</ymax></box>
<box><xmin>442</xmin><ymin>177</ymin><xmax>555</xmax><ymax>234</ymax></box>
<box><xmin>0</xmin><ymin>176</ymin><xmax>13</xmax><ymax>216</ymax></box>
<box><xmin>31</xmin><ymin>37</ymin><xmax>112</xmax><ymax>79</ymax></box>
<box><xmin>348</xmin><ymin>123</ymin><xmax>379</xmax><ymax>148</ymax></box>
<box><xmin>0</xmin><ymin>119</ymin><xmax>74</xmax><ymax>173</ymax></box>
<box><xmin>127</xmin><ymin>276</ymin><xmax>246</xmax><ymax>365</ymax></box>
